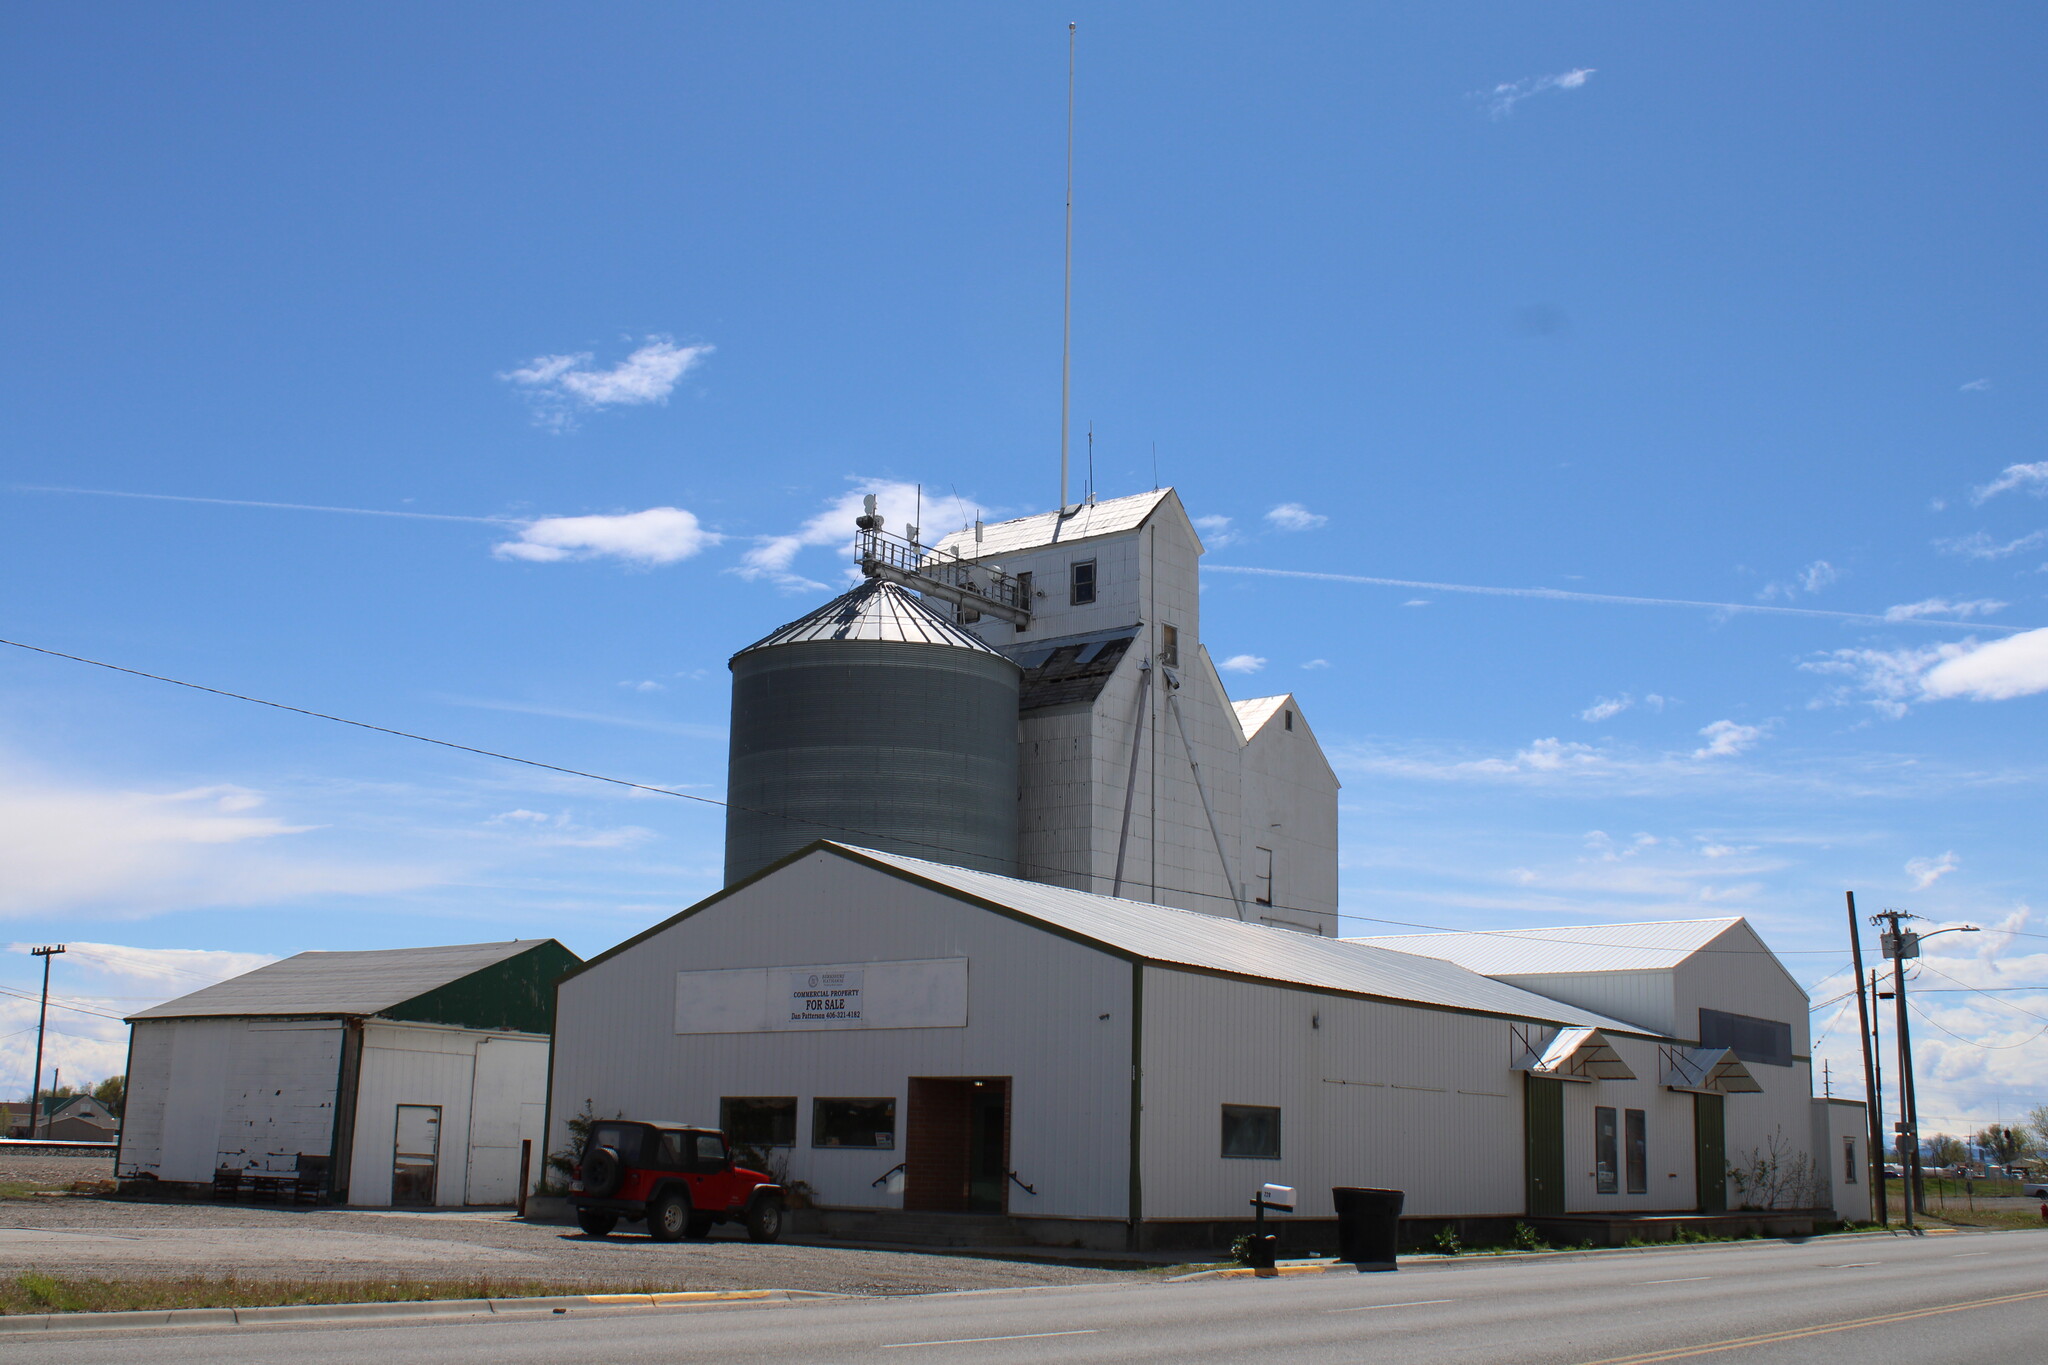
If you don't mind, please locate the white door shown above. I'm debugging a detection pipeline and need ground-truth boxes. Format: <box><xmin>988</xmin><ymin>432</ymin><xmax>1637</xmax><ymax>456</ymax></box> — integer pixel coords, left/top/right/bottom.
<box><xmin>392</xmin><ymin>1105</ymin><xmax>441</xmax><ymax>1207</ymax></box>
<box><xmin>463</xmin><ymin>1039</ymin><xmax>526</xmax><ymax>1205</ymax></box>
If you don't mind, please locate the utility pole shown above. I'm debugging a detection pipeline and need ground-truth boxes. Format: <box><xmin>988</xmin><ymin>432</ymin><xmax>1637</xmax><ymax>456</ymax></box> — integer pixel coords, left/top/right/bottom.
<box><xmin>28</xmin><ymin>945</ymin><xmax>66</xmax><ymax>1141</ymax></box>
<box><xmin>1873</xmin><ymin>909</ymin><xmax>1982</xmax><ymax>1228</ymax></box>
<box><xmin>1846</xmin><ymin>892</ymin><xmax>1885</xmax><ymax>1224</ymax></box>
<box><xmin>1870</xmin><ymin>968</ymin><xmax>1886</xmax><ymax>1223</ymax></box>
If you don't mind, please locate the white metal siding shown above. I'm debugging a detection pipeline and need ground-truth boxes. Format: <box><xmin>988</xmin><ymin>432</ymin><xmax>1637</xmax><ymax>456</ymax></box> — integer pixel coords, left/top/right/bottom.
<box><xmin>119</xmin><ymin>1018</ymin><xmax>340</xmax><ymax>1182</ymax></box>
<box><xmin>1554</xmin><ymin>1038</ymin><xmax>1701</xmax><ymax>1213</ymax></box>
<box><xmin>1491</xmin><ymin>972</ymin><xmax>1676</xmax><ymax>1038</ymax></box>
<box><xmin>465</xmin><ymin>1035</ymin><xmax>549</xmax><ymax>1204</ymax></box>
<box><xmin>216</xmin><ymin>1022</ymin><xmax>343</xmax><ymax>1173</ymax></box>
<box><xmin>348</xmin><ymin>1022</ymin><xmax>548</xmax><ymax>1207</ymax></box>
<box><xmin>552</xmin><ymin>851</ymin><xmax>1134</xmax><ymax>1219</ymax></box>
<box><xmin>1138</xmin><ymin>968</ymin><xmax>1528</xmax><ymax>1220</ymax></box>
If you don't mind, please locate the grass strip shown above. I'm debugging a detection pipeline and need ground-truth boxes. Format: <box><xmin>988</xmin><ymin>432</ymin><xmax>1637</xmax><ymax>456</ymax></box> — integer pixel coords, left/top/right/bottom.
<box><xmin>1</xmin><ymin>1273</ymin><xmax>673</xmax><ymax>1316</ymax></box>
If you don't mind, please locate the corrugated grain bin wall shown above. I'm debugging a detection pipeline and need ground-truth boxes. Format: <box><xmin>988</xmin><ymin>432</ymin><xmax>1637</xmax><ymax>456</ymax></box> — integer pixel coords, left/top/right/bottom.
<box><xmin>724</xmin><ymin>585</ymin><xmax>1022</xmax><ymax>883</ymax></box>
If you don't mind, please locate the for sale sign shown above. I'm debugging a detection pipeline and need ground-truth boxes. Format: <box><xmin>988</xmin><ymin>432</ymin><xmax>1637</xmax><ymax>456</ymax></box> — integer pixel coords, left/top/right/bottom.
<box><xmin>789</xmin><ymin>969</ymin><xmax>863</xmax><ymax>1025</ymax></box>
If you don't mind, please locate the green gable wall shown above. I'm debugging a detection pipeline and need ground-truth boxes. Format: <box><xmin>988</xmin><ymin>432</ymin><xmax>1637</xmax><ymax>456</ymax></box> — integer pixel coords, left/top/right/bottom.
<box><xmin>381</xmin><ymin>940</ymin><xmax>581</xmax><ymax>1035</ymax></box>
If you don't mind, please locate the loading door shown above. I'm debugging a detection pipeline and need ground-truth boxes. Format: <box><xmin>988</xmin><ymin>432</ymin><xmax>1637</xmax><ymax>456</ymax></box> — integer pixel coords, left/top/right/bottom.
<box><xmin>905</xmin><ymin>1078</ymin><xmax>1010</xmax><ymax>1213</ymax></box>
<box><xmin>464</xmin><ymin>1038</ymin><xmax>525</xmax><ymax>1205</ymax></box>
<box><xmin>1524</xmin><ymin>1075</ymin><xmax>1566</xmax><ymax>1217</ymax></box>
<box><xmin>392</xmin><ymin>1104</ymin><xmax>441</xmax><ymax>1207</ymax></box>
<box><xmin>1694</xmin><ymin>1094</ymin><xmax>1727</xmax><ymax>1214</ymax></box>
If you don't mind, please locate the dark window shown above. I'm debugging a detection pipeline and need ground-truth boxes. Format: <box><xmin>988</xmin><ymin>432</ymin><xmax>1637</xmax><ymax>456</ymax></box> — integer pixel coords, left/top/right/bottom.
<box><xmin>1014</xmin><ymin>572</ymin><xmax>1033</xmax><ymax>633</ymax></box>
<box><xmin>1595</xmin><ymin>1106</ymin><xmax>1619</xmax><ymax>1194</ymax></box>
<box><xmin>721</xmin><ymin>1097</ymin><xmax>797</xmax><ymax>1148</ymax></box>
<box><xmin>1221</xmin><ymin>1104</ymin><xmax>1281</xmax><ymax>1159</ymax></box>
<box><xmin>1254</xmin><ymin>847</ymin><xmax>1273</xmax><ymax>906</ymax></box>
<box><xmin>1625</xmin><ymin>1109</ymin><xmax>1647</xmax><ymax>1194</ymax></box>
<box><xmin>812</xmin><ymin>1098</ymin><xmax>896</xmax><ymax>1149</ymax></box>
<box><xmin>1699</xmin><ymin>1008</ymin><xmax>1794</xmax><ymax>1068</ymax></box>
<box><xmin>1844</xmin><ymin>1136</ymin><xmax>1859</xmax><ymax>1184</ymax></box>
<box><xmin>1071</xmin><ymin>560</ymin><xmax>1097</xmax><ymax>605</ymax></box>
<box><xmin>1284</xmin><ymin>709</ymin><xmax>1294</xmax><ymax>731</ymax></box>
<box><xmin>1161</xmin><ymin>624</ymin><xmax>1179</xmax><ymax>666</ymax></box>
<box><xmin>588</xmin><ymin>1122</ymin><xmax>646</xmax><ymax>1164</ymax></box>
<box><xmin>653</xmin><ymin>1130</ymin><xmax>724</xmax><ymax>1171</ymax></box>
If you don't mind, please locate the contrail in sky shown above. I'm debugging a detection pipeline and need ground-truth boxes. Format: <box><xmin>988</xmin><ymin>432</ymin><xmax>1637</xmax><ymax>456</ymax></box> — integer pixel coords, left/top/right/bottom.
<box><xmin>13</xmin><ymin>485</ymin><xmax>518</xmax><ymax>524</ymax></box>
<box><xmin>1206</xmin><ymin>564</ymin><xmax>2028</xmax><ymax>633</ymax></box>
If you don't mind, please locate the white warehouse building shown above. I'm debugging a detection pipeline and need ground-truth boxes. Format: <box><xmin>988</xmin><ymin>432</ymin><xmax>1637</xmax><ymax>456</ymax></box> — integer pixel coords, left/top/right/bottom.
<box><xmin>549</xmin><ymin>489</ymin><xmax>1865</xmax><ymax>1249</ymax></box>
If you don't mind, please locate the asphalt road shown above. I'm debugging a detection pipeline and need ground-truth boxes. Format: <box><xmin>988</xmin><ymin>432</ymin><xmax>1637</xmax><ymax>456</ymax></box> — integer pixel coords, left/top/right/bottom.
<box><xmin>33</xmin><ymin>1228</ymin><xmax>2048</xmax><ymax>1363</ymax></box>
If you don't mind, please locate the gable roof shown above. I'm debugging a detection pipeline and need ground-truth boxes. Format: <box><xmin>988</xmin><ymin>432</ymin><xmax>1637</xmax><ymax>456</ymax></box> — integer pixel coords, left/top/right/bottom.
<box><xmin>128</xmin><ymin>940</ymin><xmax>567</xmax><ymax>1023</ymax></box>
<box><xmin>581</xmin><ymin>842</ymin><xmax>1658</xmax><ymax>1034</ymax></box>
<box><xmin>1233</xmin><ymin>695</ymin><xmax>1291</xmax><ymax>739</ymax></box>
<box><xmin>929</xmin><ymin>489</ymin><xmax>1177</xmax><ymax>560</ymax></box>
<box><xmin>1344</xmin><ymin>919</ymin><xmax>1749</xmax><ymax>976</ymax></box>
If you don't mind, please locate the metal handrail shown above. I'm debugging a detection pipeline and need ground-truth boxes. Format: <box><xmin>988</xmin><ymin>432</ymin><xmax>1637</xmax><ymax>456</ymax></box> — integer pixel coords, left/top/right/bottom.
<box><xmin>871</xmin><ymin>1162</ymin><xmax>907</xmax><ymax>1188</ymax></box>
<box><xmin>1007</xmin><ymin>1170</ymin><xmax>1036</xmax><ymax>1196</ymax></box>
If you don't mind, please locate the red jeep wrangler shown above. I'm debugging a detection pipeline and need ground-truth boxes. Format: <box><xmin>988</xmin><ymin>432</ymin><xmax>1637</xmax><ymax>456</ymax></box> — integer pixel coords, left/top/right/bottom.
<box><xmin>570</xmin><ymin>1120</ymin><xmax>784</xmax><ymax>1243</ymax></box>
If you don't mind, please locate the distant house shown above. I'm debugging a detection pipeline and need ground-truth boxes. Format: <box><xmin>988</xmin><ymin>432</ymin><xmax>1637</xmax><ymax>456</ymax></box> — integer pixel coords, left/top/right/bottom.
<box><xmin>3</xmin><ymin>1093</ymin><xmax>119</xmax><ymax>1141</ymax></box>
<box><xmin>117</xmin><ymin>939</ymin><xmax>579</xmax><ymax>1206</ymax></box>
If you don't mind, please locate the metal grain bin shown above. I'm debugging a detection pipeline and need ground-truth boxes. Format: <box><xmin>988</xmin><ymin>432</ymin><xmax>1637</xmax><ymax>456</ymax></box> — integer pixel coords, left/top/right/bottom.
<box><xmin>724</xmin><ymin>581</ymin><xmax>1021</xmax><ymax>884</ymax></box>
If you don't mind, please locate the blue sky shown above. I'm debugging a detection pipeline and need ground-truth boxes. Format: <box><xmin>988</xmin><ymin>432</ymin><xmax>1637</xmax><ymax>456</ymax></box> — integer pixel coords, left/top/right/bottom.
<box><xmin>5</xmin><ymin>5</ymin><xmax>2046</xmax><ymax>1133</ymax></box>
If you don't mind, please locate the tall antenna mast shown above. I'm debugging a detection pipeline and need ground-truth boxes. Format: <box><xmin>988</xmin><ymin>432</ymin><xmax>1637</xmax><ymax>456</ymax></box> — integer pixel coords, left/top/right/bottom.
<box><xmin>1059</xmin><ymin>20</ymin><xmax>1076</xmax><ymax>514</ymax></box>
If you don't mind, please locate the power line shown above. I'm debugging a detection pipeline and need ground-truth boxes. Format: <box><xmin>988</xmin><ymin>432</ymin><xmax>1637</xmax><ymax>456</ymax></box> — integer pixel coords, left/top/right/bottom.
<box><xmin>1906</xmin><ymin>999</ymin><xmax>2048</xmax><ymax>1052</ymax></box>
<box><xmin>0</xmin><ymin>985</ymin><xmax>127</xmax><ymax>1023</ymax></box>
<box><xmin>1909</xmin><ymin>962</ymin><xmax>2048</xmax><ymax>1026</ymax></box>
<box><xmin>0</xmin><ymin>632</ymin><xmax>1888</xmax><ymax>963</ymax></box>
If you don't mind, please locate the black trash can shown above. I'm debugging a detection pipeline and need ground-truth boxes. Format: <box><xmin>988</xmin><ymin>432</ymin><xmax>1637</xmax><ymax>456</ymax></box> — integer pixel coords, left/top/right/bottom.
<box><xmin>1332</xmin><ymin>1187</ymin><xmax>1404</xmax><ymax>1268</ymax></box>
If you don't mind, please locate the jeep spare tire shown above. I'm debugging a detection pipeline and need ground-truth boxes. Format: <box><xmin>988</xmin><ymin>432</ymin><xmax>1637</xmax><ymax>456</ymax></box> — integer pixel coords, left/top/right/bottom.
<box><xmin>583</xmin><ymin>1145</ymin><xmax>623</xmax><ymax>1198</ymax></box>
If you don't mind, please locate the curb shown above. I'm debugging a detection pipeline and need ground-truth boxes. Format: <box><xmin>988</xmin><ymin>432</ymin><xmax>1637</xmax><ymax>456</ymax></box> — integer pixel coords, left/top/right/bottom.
<box><xmin>1166</xmin><ymin>1226</ymin><xmax>1962</xmax><ymax>1282</ymax></box>
<box><xmin>1</xmin><ymin>1288</ymin><xmax>840</xmax><ymax>1334</ymax></box>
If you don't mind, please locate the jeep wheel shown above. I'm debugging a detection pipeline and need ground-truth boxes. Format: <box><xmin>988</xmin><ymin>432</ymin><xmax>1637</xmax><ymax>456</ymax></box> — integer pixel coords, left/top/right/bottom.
<box><xmin>648</xmin><ymin>1190</ymin><xmax>691</xmax><ymax>1243</ymax></box>
<box><xmin>746</xmin><ymin>1196</ymin><xmax>784</xmax><ymax>1244</ymax></box>
<box><xmin>575</xmin><ymin>1208</ymin><xmax>618</xmax><ymax>1238</ymax></box>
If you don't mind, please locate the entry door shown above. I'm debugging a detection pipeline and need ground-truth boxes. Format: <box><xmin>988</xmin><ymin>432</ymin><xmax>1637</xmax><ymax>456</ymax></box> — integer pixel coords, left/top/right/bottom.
<box><xmin>1524</xmin><ymin>1076</ymin><xmax>1565</xmax><ymax>1216</ymax></box>
<box><xmin>1694</xmin><ymin>1094</ymin><xmax>1727</xmax><ymax>1214</ymax></box>
<box><xmin>464</xmin><ymin>1039</ymin><xmax>526</xmax><ymax>1205</ymax></box>
<box><xmin>392</xmin><ymin>1105</ymin><xmax>441</xmax><ymax>1207</ymax></box>
<box><xmin>905</xmin><ymin>1078</ymin><xmax>1010</xmax><ymax>1213</ymax></box>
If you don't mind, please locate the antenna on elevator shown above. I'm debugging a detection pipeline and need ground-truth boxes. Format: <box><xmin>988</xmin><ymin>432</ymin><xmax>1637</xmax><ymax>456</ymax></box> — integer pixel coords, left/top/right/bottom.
<box><xmin>1087</xmin><ymin>423</ymin><xmax>1096</xmax><ymax>505</ymax></box>
<box><xmin>1058</xmin><ymin>20</ymin><xmax>1077</xmax><ymax>517</ymax></box>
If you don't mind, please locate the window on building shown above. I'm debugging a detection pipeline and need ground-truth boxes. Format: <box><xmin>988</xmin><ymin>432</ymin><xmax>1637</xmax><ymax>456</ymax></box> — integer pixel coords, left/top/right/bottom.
<box><xmin>1625</xmin><ymin>1109</ymin><xmax>1647</xmax><ymax>1194</ymax></box>
<box><xmin>1844</xmin><ymin>1136</ymin><xmax>1859</xmax><ymax>1184</ymax></box>
<box><xmin>1221</xmin><ymin>1104</ymin><xmax>1281</xmax><ymax>1159</ymax></box>
<box><xmin>1071</xmin><ymin>559</ymin><xmax>1097</xmax><ymax>605</ymax></box>
<box><xmin>1698</xmin><ymin>1008</ymin><xmax>1794</xmax><ymax>1068</ymax></box>
<box><xmin>1595</xmin><ymin>1107</ymin><xmax>1619</xmax><ymax>1194</ymax></box>
<box><xmin>812</xmin><ymin>1098</ymin><xmax>896</xmax><ymax>1149</ymax></box>
<box><xmin>1161</xmin><ymin>624</ymin><xmax>1179</xmax><ymax>666</ymax></box>
<box><xmin>1284</xmin><ymin>709</ymin><xmax>1294</xmax><ymax>731</ymax></box>
<box><xmin>1254</xmin><ymin>846</ymin><xmax>1274</xmax><ymax>906</ymax></box>
<box><xmin>721</xmin><ymin>1097</ymin><xmax>797</xmax><ymax>1148</ymax></box>
<box><xmin>1013</xmin><ymin>572</ymin><xmax>1033</xmax><ymax>633</ymax></box>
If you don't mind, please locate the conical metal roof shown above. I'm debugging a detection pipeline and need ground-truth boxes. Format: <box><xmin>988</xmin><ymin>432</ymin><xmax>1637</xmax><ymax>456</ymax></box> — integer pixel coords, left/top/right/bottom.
<box><xmin>732</xmin><ymin>580</ymin><xmax>1005</xmax><ymax>660</ymax></box>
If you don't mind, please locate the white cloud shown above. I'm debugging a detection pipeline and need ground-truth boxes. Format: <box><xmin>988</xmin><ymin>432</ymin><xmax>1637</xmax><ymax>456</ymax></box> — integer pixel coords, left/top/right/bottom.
<box><xmin>1219</xmin><ymin>654</ymin><xmax>1268</xmax><ymax>674</ymax></box>
<box><xmin>1580</xmin><ymin>694</ymin><xmax>1633</xmax><ymax>723</ymax></box>
<box><xmin>619</xmin><ymin>680</ymin><xmax>666</xmax><ymax>692</ymax></box>
<box><xmin>0</xmin><ymin>769</ymin><xmax>437</xmax><ymax>918</ymax></box>
<box><xmin>1692</xmin><ymin>720</ymin><xmax>1766</xmax><ymax>759</ymax></box>
<box><xmin>484</xmin><ymin>808</ymin><xmax>655</xmax><ymax>850</ymax></box>
<box><xmin>734</xmin><ymin>479</ymin><xmax>939</xmax><ymax>592</ymax></box>
<box><xmin>1192</xmin><ymin>514</ymin><xmax>1240</xmax><ymax>547</ymax></box>
<box><xmin>1482</xmin><ymin>67</ymin><xmax>1596</xmax><ymax>118</ymax></box>
<box><xmin>1804</xmin><ymin>628</ymin><xmax>2048</xmax><ymax>712</ymax></box>
<box><xmin>1906</xmin><ymin>851</ymin><xmax>1959</xmax><ymax>890</ymax></box>
<box><xmin>1884</xmin><ymin>597</ymin><xmax>2007</xmax><ymax>622</ymax></box>
<box><xmin>493</xmin><ymin>507</ymin><xmax>719</xmax><ymax>566</ymax></box>
<box><xmin>1265</xmin><ymin>503</ymin><xmax>1328</xmax><ymax>532</ymax></box>
<box><xmin>1468</xmin><ymin>738</ymin><xmax>1605</xmax><ymax>775</ymax></box>
<box><xmin>502</xmin><ymin>336</ymin><xmax>712</xmax><ymax>429</ymax></box>
<box><xmin>1959</xmin><ymin>378</ymin><xmax>1993</xmax><ymax>392</ymax></box>
<box><xmin>1301</xmin><ymin>659</ymin><xmax>1331</xmax><ymax>670</ymax></box>
<box><xmin>1403</xmin><ymin>599</ymin><xmax>1430</xmax><ymax>607</ymax></box>
<box><xmin>1972</xmin><ymin>461</ymin><xmax>2048</xmax><ymax>504</ymax></box>
<box><xmin>1644</xmin><ymin>693</ymin><xmax>1668</xmax><ymax>712</ymax></box>
<box><xmin>1759</xmin><ymin>560</ymin><xmax>1838</xmax><ymax>602</ymax></box>
<box><xmin>1935</xmin><ymin>528</ymin><xmax>2048</xmax><ymax>560</ymax></box>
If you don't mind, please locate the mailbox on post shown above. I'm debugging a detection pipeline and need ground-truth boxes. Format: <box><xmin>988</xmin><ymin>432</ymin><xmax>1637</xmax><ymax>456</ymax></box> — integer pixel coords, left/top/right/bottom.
<box><xmin>1245</xmin><ymin>1183</ymin><xmax>1295</xmax><ymax>1274</ymax></box>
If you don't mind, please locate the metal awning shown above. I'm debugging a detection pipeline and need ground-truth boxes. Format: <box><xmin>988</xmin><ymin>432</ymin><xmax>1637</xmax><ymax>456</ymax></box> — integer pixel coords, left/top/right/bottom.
<box><xmin>1516</xmin><ymin>1026</ymin><xmax>1637</xmax><ymax>1082</ymax></box>
<box><xmin>1660</xmin><ymin>1045</ymin><xmax>1762</xmax><ymax>1095</ymax></box>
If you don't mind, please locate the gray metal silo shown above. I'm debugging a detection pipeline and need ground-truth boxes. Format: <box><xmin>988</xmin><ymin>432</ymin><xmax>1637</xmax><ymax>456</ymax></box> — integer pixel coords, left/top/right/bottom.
<box><xmin>724</xmin><ymin>580</ymin><xmax>1021</xmax><ymax>884</ymax></box>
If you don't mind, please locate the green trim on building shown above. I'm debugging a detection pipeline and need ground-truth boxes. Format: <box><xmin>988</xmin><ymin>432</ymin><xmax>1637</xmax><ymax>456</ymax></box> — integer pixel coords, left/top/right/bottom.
<box><xmin>382</xmin><ymin>940</ymin><xmax>581</xmax><ymax>1035</ymax></box>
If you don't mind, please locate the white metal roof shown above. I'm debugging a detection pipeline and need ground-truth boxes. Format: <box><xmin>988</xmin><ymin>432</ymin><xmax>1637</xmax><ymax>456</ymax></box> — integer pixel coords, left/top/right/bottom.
<box><xmin>128</xmin><ymin>940</ymin><xmax>552</xmax><ymax>1021</ymax></box>
<box><xmin>836</xmin><ymin>845</ymin><xmax>1655</xmax><ymax>1033</ymax></box>
<box><xmin>732</xmin><ymin>580</ymin><xmax>1002</xmax><ymax>657</ymax></box>
<box><xmin>1232</xmin><ymin>695</ymin><xmax>1291</xmax><ymax>739</ymax></box>
<box><xmin>928</xmin><ymin>489</ymin><xmax>1176</xmax><ymax>560</ymax></box>
<box><xmin>1344</xmin><ymin>919</ymin><xmax>1747</xmax><ymax>976</ymax></box>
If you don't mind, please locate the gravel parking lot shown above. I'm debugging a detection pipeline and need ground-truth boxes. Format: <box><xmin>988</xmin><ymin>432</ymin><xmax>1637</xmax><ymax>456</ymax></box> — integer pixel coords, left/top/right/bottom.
<box><xmin>0</xmin><ymin>1192</ymin><xmax>1143</xmax><ymax>1295</ymax></box>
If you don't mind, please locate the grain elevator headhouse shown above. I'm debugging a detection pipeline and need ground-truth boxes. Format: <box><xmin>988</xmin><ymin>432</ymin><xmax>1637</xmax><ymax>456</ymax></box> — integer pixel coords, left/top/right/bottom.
<box><xmin>728</xmin><ymin>488</ymin><xmax>1340</xmax><ymax>936</ymax></box>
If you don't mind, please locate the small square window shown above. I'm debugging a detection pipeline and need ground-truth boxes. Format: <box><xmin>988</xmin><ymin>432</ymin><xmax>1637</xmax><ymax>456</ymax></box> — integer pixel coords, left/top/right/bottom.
<box><xmin>1161</xmin><ymin>624</ymin><xmax>1179</xmax><ymax>666</ymax></box>
<box><xmin>1070</xmin><ymin>560</ymin><xmax>1097</xmax><ymax>606</ymax></box>
<box><xmin>1844</xmin><ymin>1136</ymin><xmax>1859</xmax><ymax>1185</ymax></box>
<box><xmin>721</xmin><ymin>1096</ymin><xmax>797</xmax><ymax>1148</ymax></box>
<box><xmin>812</xmin><ymin>1097</ymin><xmax>896</xmax><ymax>1149</ymax></box>
<box><xmin>1221</xmin><ymin>1104</ymin><xmax>1281</xmax><ymax>1159</ymax></box>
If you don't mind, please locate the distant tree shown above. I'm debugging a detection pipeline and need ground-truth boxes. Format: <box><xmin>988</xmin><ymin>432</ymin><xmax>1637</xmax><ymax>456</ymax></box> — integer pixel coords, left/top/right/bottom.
<box><xmin>92</xmin><ymin>1075</ymin><xmax>125</xmax><ymax>1118</ymax></box>
<box><xmin>1927</xmin><ymin>1134</ymin><xmax>1966</xmax><ymax>1168</ymax></box>
<box><xmin>2029</xmin><ymin>1105</ymin><xmax>2048</xmax><ymax>1153</ymax></box>
<box><xmin>1976</xmin><ymin>1124</ymin><xmax>2029</xmax><ymax>1166</ymax></box>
